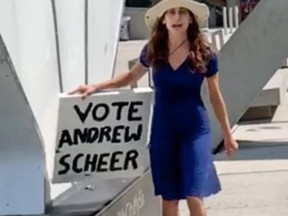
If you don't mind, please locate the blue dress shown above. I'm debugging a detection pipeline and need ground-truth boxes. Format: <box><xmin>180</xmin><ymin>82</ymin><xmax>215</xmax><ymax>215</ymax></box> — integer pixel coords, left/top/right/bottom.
<box><xmin>139</xmin><ymin>45</ymin><xmax>221</xmax><ymax>200</ymax></box>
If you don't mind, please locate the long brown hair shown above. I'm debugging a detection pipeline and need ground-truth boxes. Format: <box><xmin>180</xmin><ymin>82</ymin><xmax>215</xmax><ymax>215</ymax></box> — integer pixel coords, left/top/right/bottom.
<box><xmin>146</xmin><ymin>10</ymin><xmax>212</xmax><ymax>72</ymax></box>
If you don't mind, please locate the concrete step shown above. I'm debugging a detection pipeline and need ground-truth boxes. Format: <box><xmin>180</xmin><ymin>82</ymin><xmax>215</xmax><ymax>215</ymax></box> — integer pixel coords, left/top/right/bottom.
<box><xmin>232</xmin><ymin>121</ymin><xmax>288</xmax><ymax>142</ymax></box>
<box><xmin>240</xmin><ymin>68</ymin><xmax>288</xmax><ymax>121</ymax></box>
<box><xmin>251</xmin><ymin>68</ymin><xmax>288</xmax><ymax>107</ymax></box>
<box><xmin>272</xmin><ymin>93</ymin><xmax>288</xmax><ymax>122</ymax></box>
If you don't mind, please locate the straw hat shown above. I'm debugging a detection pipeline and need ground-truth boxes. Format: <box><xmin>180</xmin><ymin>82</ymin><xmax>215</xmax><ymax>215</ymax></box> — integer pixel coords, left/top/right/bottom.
<box><xmin>145</xmin><ymin>0</ymin><xmax>210</xmax><ymax>29</ymax></box>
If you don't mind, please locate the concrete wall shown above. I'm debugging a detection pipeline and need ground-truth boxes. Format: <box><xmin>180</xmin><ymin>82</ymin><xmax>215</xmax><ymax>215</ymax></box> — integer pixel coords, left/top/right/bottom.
<box><xmin>0</xmin><ymin>0</ymin><xmax>61</xmax><ymax>184</ymax></box>
<box><xmin>87</xmin><ymin>0</ymin><xmax>125</xmax><ymax>84</ymax></box>
<box><xmin>0</xmin><ymin>0</ymin><xmax>59</xmax><ymax>213</ymax></box>
<box><xmin>54</xmin><ymin>0</ymin><xmax>124</xmax><ymax>91</ymax></box>
<box><xmin>124</xmin><ymin>7</ymin><xmax>150</xmax><ymax>40</ymax></box>
<box><xmin>0</xmin><ymin>37</ymin><xmax>46</xmax><ymax>215</ymax></box>
<box><xmin>54</xmin><ymin>0</ymin><xmax>86</xmax><ymax>92</ymax></box>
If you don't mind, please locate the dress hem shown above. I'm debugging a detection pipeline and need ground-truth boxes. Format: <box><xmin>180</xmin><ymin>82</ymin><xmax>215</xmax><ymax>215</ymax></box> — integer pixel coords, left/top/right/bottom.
<box><xmin>154</xmin><ymin>186</ymin><xmax>222</xmax><ymax>201</ymax></box>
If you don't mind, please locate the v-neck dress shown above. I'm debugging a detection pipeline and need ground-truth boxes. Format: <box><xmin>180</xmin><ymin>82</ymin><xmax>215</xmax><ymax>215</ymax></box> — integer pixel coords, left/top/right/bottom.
<box><xmin>139</xmin><ymin>45</ymin><xmax>221</xmax><ymax>200</ymax></box>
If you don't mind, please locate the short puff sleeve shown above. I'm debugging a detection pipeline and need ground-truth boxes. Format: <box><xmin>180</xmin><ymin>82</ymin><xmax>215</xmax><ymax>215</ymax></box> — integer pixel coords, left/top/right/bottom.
<box><xmin>204</xmin><ymin>53</ymin><xmax>218</xmax><ymax>78</ymax></box>
<box><xmin>139</xmin><ymin>44</ymin><xmax>150</xmax><ymax>68</ymax></box>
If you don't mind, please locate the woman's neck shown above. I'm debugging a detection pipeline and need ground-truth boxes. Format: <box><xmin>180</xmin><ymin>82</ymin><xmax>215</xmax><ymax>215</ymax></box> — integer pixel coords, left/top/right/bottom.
<box><xmin>168</xmin><ymin>33</ymin><xmax>188</xmax><ymax>50</ymax></box>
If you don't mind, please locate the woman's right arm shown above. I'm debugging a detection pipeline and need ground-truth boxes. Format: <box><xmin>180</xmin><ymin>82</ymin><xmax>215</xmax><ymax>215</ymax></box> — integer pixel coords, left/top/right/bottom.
<box><xmin>69</xmin><ymin>61</ymin><xmax>148</xmax><ymax>98</ymax></box>
<box><xmin>98</xmin><ymin>62</ymin><xmax>148</xmax><ymax>89</ymax></box>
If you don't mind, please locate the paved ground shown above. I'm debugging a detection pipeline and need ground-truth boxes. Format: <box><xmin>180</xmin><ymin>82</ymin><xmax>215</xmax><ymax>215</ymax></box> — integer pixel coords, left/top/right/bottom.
<box><xmin>180</xmin><ymin>103</ymin><xmax>288</xmax><ymax>215</ymax></box>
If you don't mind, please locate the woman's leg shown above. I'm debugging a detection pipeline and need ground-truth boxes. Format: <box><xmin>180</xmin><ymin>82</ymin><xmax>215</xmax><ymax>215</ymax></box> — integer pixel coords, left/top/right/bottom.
<box><xmin>186</xmin><ymin>196</ymin><xmax>207</xmax><ymax>216</ymax></box>
<box><xmin>162</xmin><ymin>199</ymin><xmax>179</xmax><ymax>216</ymax></box>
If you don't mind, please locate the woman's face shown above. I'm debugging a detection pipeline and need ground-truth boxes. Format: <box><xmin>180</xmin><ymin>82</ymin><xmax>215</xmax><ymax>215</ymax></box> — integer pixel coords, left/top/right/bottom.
<box><xmin>162</xmin><ymin>7</ymin><xmax>192</xmax><ymax>34</ymax></box>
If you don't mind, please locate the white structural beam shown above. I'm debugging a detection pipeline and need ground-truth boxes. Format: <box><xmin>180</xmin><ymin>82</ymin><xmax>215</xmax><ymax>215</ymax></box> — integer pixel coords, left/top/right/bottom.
<box><xmin>0</xmin><ymin>36</ymin><xmax>46</xmax><ymax>215</ymax></box>
<box><xmin>203</xmin><ymin>0</ymin><xmax>288</xmax><ymax>148</ymax></box>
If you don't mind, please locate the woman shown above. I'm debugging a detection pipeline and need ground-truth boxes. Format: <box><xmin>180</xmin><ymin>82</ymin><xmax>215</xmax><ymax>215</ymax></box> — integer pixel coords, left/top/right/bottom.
<box><xmin>70</xmin><ymin>0</ymin><xmax>238</xmax><ymax>215</ymax></box>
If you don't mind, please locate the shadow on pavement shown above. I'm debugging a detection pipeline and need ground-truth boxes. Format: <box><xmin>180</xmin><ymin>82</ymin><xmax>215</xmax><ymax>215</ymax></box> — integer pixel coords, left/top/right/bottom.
<box><xmin>213</xmin><ymin>141</ymin><xmax>288</xmax><ymax>161</ymax></box>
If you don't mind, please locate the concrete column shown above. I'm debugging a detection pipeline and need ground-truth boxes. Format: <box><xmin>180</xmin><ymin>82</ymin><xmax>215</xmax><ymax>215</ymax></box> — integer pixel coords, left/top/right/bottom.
<box><xmin>235</xmin><ymin>5</ymin><xmax>239</xmax><ymax>28</ymax></box>
<box><xmin>228</xmin><ymin>6</ymin><xmax>233</xmax><ymax>32</ymax></box>
<box><xmin>227</xmin><ymin>0</ymin><xmax>241</xmax><ymax>27</ymax></box>
<box><xmin>223</xmin><ymin>7</ymin><xmax>228</xmax><ymax>35</ymax></box>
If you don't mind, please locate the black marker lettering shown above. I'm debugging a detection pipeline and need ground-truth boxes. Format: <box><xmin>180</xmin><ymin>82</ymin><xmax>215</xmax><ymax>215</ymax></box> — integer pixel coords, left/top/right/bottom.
<box><xmin>98</xmin><ymin>126</ymin><xmax>112</xmax><ymax>143</ymax></box>
<box><xmin>73</xmin><ymin>128</ymin><xmax>88</xmax><ymax>144</ymax></box>
<box><xmin>110</xmin><ymin>151</ymin><xmax>123</xmax><ymax>171</ymax></box>
<box><xmin>112</xmin><ymin>102</ymin><xmax>129</xmax><ymax>120</ymax></box>
<box><xmin>74</xmin><ymin>103</ymin><xmax>93</xmax><ymax>123</ymax></box>
<box><xmin>124</xmin><ymin>150</ymin><xmax>139</xmax><ymax>170</ymax></box>
<box><xmin>112</xmin><ymin>125</ymin><xmax>125</xmax><ymax>143</ymax></box>
<box><xmin>128</xmin><ymin>101</ymin><xmax>143</xmax><ymax>121</ymax></box>
<box><xmin>125</xmin><ymin>124</ymin><xmax>143</xmax><ymax>142</ymax></box>
<box><xmin>72</xmin><ymin>153</ymin><xmax>84</xmax><ymax>173</ymax></box>
<box><xmin>58</xmin><ymin>154</ymin><xmax>71</xmax><ymax>175</ymax></box>
<box><xmin>92</xmin><ymin>103</ymin><xmax>109</xmax><ymax>121</ymax></box>
<box><xmin>97</xmin><ymin>153</ymin><xmax>109</xmax><ymax>172</ymax></box>
<box><xmin>58</xmin><ymin>130</ymin><xmax>73</xmax><ymax>149</ymax></box>
<box><xmin>84</xmin><ymin>154</ymin><xmax>98</xmax><ymax>172</ymax></box>
<box><xmin>87</xmin><ymin>127</ymin><xmax>99</xmax><ymax>143</ymax></box>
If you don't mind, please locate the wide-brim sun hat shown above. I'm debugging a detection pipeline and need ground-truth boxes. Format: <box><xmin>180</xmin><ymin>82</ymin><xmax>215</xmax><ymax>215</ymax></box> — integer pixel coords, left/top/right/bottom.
<box><xmin>145</xmin><ymin>0</ymin><xmax>210</xmax><ymax>30</ymax></box>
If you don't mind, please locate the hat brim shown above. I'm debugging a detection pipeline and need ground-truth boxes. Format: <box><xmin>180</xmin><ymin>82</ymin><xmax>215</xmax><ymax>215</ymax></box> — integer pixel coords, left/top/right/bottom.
<box><xmin>145</xmin><ymin>0</ymin><xmax>210</xmax><ymax>30</ymax></box>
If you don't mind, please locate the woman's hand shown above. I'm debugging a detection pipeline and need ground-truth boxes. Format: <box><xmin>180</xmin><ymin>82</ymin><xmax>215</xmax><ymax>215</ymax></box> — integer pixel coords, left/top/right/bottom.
<box><xmin>67</xmin><ymin>62</ymin><xmax>147</xmax><ymax>99</ymax></box>
<box><xmin>223</xmin><ymin>135</ymin><xmax>238</xmax><ymax>158</ymax></box>
<box><xmin>68</xmin><ymin>84</ymin><xmax>102</xmax><ymax>99</ymax></box>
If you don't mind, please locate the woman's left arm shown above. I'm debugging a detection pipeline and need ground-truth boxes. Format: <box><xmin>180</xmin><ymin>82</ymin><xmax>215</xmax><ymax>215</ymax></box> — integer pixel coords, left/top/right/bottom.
<box><xmin>206</xmin><ymin>75</ymin><xmax>231</xmax><ymax>137</ymax></box>
<box><xmin>206</xmin><ymin>74</ymin><xmax>238</xmax><ymax>157</ymax></box>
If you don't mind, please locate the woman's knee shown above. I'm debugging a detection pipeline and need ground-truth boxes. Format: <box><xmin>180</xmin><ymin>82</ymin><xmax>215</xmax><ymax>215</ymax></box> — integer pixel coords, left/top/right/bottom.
<box><xmin>187</xmin><ymin>196</ymin><xmax>203</xmax><ymax>203</ymax></box>
<box><xmin>186</xmin><ymin>196</ymin><xmax>206</xmax><ymax>213</ymax></box>
<box><xmin>162</xmin><ymin>199</ymin><xmax>179</xmax><ymax>212</ymax></box>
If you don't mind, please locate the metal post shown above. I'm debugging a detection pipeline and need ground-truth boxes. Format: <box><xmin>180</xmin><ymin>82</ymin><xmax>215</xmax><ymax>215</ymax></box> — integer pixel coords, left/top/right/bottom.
<box><xmin>235</xmin><ymin>5</ymin><xmax>239</xmax><ymax>29</ymax></box>
<box><xmin>229</xmin><ymin>6</ymin><xmax>234</xmax><ymax>33</ymax></box>
<box><xmin>84</xmin><ymin>0</ymin><xmax>88</xmax><ymax>84</ymax></box>
<box><xmin>223</xmin><ymin>7</ymin><xmax>228</xmax><ymax>35</ymax></box>
<box><xmin>51</xmin><ymin>0</ymin><xmax>63</xmax><ymax>93</ymax></box>
<box><xmin>218</xmin><ymin>29</ymin><xmax>225</xmax><ymax>49</ymax></box>
<box><xmin>211</xmin><ymin>32</ymin><xmax>218</xmax><ymax>51</ymax></box>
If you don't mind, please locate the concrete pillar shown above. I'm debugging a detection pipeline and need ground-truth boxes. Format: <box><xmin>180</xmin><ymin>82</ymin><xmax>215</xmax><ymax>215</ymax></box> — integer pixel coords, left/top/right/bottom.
<box><xmin>223</xmin><ymin>7</ymin><xmax>228</xmax><ymax>35</ymax></box>
<box><xmin>227</xmin><ymin>0</ymin><xmax>241</xmax><ymax>27</ymax></box>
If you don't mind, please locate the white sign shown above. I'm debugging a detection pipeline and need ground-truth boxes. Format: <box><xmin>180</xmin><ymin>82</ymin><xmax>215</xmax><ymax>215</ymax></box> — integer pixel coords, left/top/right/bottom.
<box><xmin>53</xmin><ymin>88</ymin><xmax>153</xmax><ymax>183</ymax></box>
